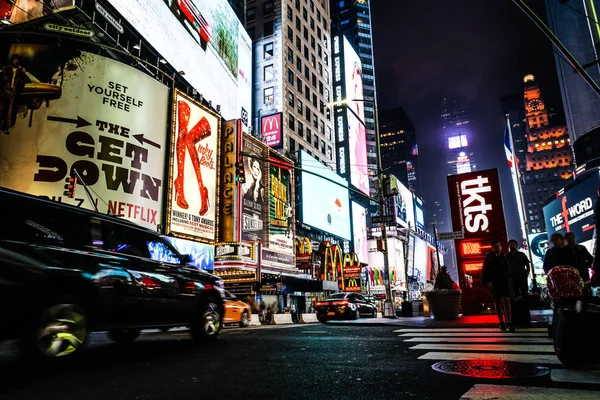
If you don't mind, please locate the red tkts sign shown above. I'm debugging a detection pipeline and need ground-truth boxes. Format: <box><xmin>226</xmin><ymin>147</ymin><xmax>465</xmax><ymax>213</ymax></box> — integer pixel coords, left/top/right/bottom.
<box><xmin>447</xmin><ymin>169</ymin><xmax>508</xmax><ymax>285</ymax></box>
<box><xmin>261</xmin><ymin>113</ymin><xmax>282</xmax><ymax>147</ymax></box>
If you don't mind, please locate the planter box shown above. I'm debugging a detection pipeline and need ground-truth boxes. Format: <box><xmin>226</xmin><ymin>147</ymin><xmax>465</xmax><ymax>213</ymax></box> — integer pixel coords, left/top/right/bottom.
<box><xmin>423</xmin><ymin>290</ymin><xmax>462</xmax><ymax>320</ymax></box>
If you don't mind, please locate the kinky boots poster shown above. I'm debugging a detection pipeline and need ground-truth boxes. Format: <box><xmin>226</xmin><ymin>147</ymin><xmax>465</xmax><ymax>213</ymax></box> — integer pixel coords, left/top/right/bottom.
<box><xmin>0</xmin><ymin>44</ymin><xmax>169</xmax><ymax>230</ymax></box>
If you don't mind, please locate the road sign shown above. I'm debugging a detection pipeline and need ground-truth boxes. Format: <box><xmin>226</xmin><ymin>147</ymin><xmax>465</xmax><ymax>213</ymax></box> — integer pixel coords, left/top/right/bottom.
<box><xmin>372</xmin><ymin>215</ymin><xmax>394</xmax><ymax>224</ymax></box>
<box><xmin>437</xmin><ymin>231</ymin><xmax>465</xmax><ymax>241</ymax></box>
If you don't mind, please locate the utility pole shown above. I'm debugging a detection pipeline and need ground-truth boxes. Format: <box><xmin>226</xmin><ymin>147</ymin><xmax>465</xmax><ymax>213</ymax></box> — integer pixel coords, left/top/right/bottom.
<box><xmin>433</xmin><ymin>224</ymin><xmax>442</xmax><ymax>279</ymax></box>
<box><xmin>373</xmin><ymin>104</ymin><xmax>395</xmax><ymax>318</ymax></box>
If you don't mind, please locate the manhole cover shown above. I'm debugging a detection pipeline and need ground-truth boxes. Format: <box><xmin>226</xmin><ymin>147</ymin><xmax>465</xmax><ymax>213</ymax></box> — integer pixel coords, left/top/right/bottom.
<box><xmin>431</xmin><ymin>360</ymin><xmax>549</xmax><ymax>379</ymax></box>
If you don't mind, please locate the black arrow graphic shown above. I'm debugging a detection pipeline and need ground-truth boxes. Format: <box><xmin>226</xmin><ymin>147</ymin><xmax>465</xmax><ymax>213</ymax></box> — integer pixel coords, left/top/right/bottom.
<box><xmin>47</xmin><ymin>115</ymin><xmax>92</xmax><ymax>128</ymax></box>
<box><xmin>133</xmin><ymin>134</ymin><xmax>161</xmax><ymax>149</ymax></box>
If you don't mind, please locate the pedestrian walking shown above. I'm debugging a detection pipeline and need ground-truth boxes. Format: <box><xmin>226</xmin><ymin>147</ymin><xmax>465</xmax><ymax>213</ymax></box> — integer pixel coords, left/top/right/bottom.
<box><xmin>565</xmin><ymin>232</ymin><xmax>593</xmax><ymax>282</ymax></box>
<box><xmin>543</xmin><ymin>233</ymin><xmax>577</xmax><ymax>274</ymax></box>
<box><xmin>505</xmin><ymin>239</ymin><xmax>531</xmax><ymax>298</ymax></box>
<box><xmin>482</xmin><ymin>239</ymin><xmax>514</xmax><ymax>332</ymax></box>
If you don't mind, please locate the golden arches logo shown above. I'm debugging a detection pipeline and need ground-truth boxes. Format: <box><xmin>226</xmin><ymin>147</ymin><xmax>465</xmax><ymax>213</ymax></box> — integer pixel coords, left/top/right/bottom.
<box><xmin>323</xmin><ymin>242</ymin><xmax>343</xmax><ymax>281</ymax></box>
<box><xmin>296</xmin><ymin>237</ymin><xmax>312</xmax><ymax>254</ymax></box>
<box><xmin>342</xmin><ymin>253</ymin><xmax>360</xmax><ymax>269</ymax></box>
<box><xmin>347</xmin><ymin>279</ymin><xmax>359</xmax><ymax>288</ymax></box>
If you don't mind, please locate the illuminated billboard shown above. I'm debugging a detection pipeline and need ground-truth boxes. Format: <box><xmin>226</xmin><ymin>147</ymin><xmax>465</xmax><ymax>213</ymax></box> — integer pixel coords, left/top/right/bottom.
<box><xmin>448</xmin><ymin>134</ymin><xmax>468</xmax><ymax>149</ymax></box>
<box><xmin>300</xmin><ymin>150</ymin><xmax>350</xmax><ymax>240</ymax></box>
<box><xmin>413</xmin><ymin>236</ymin><xmax>428</xmax><ymax>283</ymax></box>
<box><xmin>352</xmin><ymin>202</ymin><xmax>369</xmax><ymax>263</ymax></box>
<box><xmin>240</xmin><ymin>134</ymin><xmax>267</xmax><ymax>243</ymax></box>
<box><xmin>543</xmin><ymin>170</ymin><xmax>599</xmax><ymax>252</ymax></box>
<box><xmin>268</xmin><ymin>154</ymin><xmax>294</xmax><ymax>255</ymax></box>
<box><xmin>106</xmin><ymin>0</ymin><xmax>252</xmax><ymax>125</ymax></box>
<box><xmin>333</xmin><ymin>35</ymin><xmax>369</xmax><ymax>195</ymax></box>
<box><xmin>448</xmin><ymin>169</ymin><xmax>508</xmax><ymax>286</ymax></box>
<box><xmin>414</xmin><ymin>195</ymin><xmax>425</xmax><ymax>230</ymax></box>
<box><xmin>261</xmin><ymin>113</ymin><xmax>282</xmax><ymax>148</ymax></box>
<box><xmin>167</xmin><ymin>91</ymin><xmax>220</xmax><ymax>242</ymax></box>
<box><xmin>0</xmin><ymin>44</ymin><xmax>169</xmax><ymax>230</ymax></box>
<box><xmin>161</xmin><ymin>236</ymin><xmax>214</xmax><ymax>271</ymax></box>
<box><xmin>1</xmin><ymin>1</ymin><xmax>74</xmax><ymax>24</ymax></box>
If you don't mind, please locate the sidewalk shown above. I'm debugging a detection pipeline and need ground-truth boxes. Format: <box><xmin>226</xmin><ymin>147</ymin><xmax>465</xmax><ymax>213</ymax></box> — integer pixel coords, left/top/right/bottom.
<box><xmin>326</xmin><ymin>310</ymin><xmax>552</xmax><ymax>328</ymax></box>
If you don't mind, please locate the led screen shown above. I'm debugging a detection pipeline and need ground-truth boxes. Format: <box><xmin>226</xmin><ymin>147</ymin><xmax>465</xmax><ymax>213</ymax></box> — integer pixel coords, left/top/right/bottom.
<box><xmin>300</xmin><ymin>151</ymin><xmax>350</xmax><ymax>240</ymax></box>
<box><xmin>343</xmin><ymin>38</ymin><xmax>369</xmax><ymax>195</ymax></box>
<box><xmin>352</xmin><ymin>202</ymin><xmax>369</xmax><ymax>263</ymax></box>
<box><xmin>448</xmin><ymin>134</ymin><xmax>468</xmax><ymax>149</ymax></box>
<box><xmin>400</xmin><ymin>183</ymin><xmax>416</xmax><ymax>229</ymax></box>
<box><xmin>414</xmin><ymin>195</ymin><xmax>425</xmax><ymax>230</ymax></box>
<box><xmin>106</xmin><ymin>0</ymin><xmax>252</xmax><ymax>125</ymax></box>
<box><xmin>1</xmin><ymin>1</ymin><xmax>74</xmax><ymax>24</ymax></box>
<box><xmin>413</xmin><ymin>236</ymin><xmax>428</xmax><ymax>283</ymax></box>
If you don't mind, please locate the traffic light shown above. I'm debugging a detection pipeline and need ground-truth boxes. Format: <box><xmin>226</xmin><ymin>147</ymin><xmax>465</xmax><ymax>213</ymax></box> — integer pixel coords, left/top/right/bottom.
<box><xmin>235</xmin><ymin>161</ymin><xmax>246</xmax><ymax>183</ymax></box>
<box><xmin>64</xmin><ymin>176</ymin><xmax>77</xmax><ymax>198</ymax></box>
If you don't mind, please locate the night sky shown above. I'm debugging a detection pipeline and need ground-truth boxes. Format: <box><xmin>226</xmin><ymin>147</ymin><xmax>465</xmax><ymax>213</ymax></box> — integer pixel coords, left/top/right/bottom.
<box><xmin>371</xmin><ymin>0</ymin><xmax>565</xmax><ymax>240</ymax></box>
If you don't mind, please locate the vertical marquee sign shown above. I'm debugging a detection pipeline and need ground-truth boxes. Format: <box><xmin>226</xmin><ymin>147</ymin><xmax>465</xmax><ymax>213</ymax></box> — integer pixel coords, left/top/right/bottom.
<box><xmin>219</xmin><ymin>119</ymin><xmax>241</xmax><ymax>242</ymax></box>
<box><xmin>447</xmin><ymin>169</ymin><xmax>508</xmax><ymax>289</ymax></box>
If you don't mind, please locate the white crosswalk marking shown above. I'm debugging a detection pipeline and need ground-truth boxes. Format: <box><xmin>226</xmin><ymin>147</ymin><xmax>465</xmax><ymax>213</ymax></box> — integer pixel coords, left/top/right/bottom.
<box><xmin>410</xmin><ymin>343</ymin><xmax>555</xmax><ymax>353</ymax></box>
<box><xmin>461</xmin><ymin>384</ymin><xmax>600</xmax><ymax>399</ymax></box>
<box><xmin>418</xmin><ymin>351</ymin><xmax>560</xmax><ymax>364</ymax></box>
<box><xmin>400</xmin><ymin>332</ymin><xmax>548</xmax><ymax>337</ymax></box>
<box><xmin>405</xmin><ymin>337</ymin><xmax>551</xmax><ymax>344</ymax></box>
<box><xmin>393</xmin><ymin>328</ymin><xmax>547</xmax><ymax>333</ymax></box>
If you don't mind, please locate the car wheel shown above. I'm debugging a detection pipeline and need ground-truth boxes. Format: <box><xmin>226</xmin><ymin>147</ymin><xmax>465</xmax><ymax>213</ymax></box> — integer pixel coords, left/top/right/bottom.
<box><xmin>372</xmin><ymin>310</ymin><xmax>377</xmax><ymax>318</ymax></box>
<box><xmin>239</xmin><ymin>311</ymin><xmax>250</xmax><ymax>327</ymax></box>
<box><xmin>24</xmin><ymin>302</ymin><xmax>87</xmax><ymax>359</ymax></box>
<box><xmin>351</xmin><ymin>309</ymin><xmax>359</xmax><ymax>320</ymax></box>
<box><xmin>190</xmin><ymin>297</ymin><xmax>222</xmax><ymax>342</ymax></box>
<box><xmin>317</xmin><ymin>316</ymin><xmax>328</xmax><ymax>323</ymax></box>
<box><xmin>108</xmin><ymin>329</ymin><xmax>140</xmax><ymax>343</ymax></box>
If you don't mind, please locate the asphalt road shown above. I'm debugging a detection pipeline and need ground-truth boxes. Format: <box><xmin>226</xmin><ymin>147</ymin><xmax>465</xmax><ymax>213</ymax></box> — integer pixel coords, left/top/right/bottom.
<box><xmin>0</xmin><ymin>324</ymin><xmax>598</xmax><ymax>400</ymax></box>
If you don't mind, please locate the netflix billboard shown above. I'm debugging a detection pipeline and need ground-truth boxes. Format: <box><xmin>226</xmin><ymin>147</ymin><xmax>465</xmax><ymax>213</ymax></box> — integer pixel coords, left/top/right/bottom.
<box><xmin>447</xmin><ymin>169</ymin><xmax>508</xmax><ymax>286</ymax></box>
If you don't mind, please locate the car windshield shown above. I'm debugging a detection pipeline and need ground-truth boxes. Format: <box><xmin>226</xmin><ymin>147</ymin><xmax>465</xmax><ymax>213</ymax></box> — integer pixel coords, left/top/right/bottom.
<box><xmin>328</xmin><ymin>293</ymin><xmax>347</xmax><ymax>300</ymax></box>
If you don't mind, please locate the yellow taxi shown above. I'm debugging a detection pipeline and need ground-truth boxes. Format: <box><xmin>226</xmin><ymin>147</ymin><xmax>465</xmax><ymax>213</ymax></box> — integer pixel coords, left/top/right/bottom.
<box><xmin>223</xmin><ymin>291</ymin><xmax>252</xmax><ymax>327</ymax></box>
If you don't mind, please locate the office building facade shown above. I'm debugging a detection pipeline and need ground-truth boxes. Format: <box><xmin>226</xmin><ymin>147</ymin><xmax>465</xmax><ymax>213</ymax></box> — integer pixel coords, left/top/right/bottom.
<box><xmin>245</xmin><ymin>0</ymin><xmax>336</xmax><ymax>165</ymax></box>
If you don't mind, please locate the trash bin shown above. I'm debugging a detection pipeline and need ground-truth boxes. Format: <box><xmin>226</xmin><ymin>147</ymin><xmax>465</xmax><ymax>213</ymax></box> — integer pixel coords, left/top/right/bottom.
<box><xmin>401</xmin><ymin>301</ymin><xmax>413</xmax><ymax>317</ymax></box>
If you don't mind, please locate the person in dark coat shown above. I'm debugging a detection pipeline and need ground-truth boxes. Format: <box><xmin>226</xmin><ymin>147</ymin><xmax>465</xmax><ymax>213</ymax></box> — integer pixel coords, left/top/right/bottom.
<box><xmin>506</xmin><ymin>239</ymin><xmax>531</xmax><ymax>298</ymax></box>
<box><xmin>565</xmin><ymin>232</ymin><xmax>594</xmax><ymax>282</ymax></box>
<box><xmin>543</xmin><ymin>233</ymin><xmax>577</xmax><ymax>274</ymax></box>
<box><xmin>482</xmin><ymin>239</ymin><xmax>514</xmax><ymax>332</ymax></box>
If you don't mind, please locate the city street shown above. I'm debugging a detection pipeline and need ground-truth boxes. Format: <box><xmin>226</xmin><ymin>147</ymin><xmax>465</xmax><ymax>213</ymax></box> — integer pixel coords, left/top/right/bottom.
<box><xmin>2</xmin><ymin>323</ymin><xmax>600</xmax><ymax>400</ymax></box>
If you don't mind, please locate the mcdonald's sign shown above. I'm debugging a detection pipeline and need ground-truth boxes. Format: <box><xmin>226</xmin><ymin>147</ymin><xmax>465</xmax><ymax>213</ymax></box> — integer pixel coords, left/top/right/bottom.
<box><xmin>323</xmin><ymin>241</ymin><xmax>343</xmax><ymax>283</ymax></box>
<box><xmin>261</xmin><ymin>113</ymin><xmax>282</xmax><ymax>148</ymax></box>
<box><xmin>343</xmin><ymin>253</ymin><xmax>361</xmax><ymax>292</ymax></box>
<box><xmin>296</xmin><ymin>237</ymin><xmax>313</xmax><ymax>269</ymax></box>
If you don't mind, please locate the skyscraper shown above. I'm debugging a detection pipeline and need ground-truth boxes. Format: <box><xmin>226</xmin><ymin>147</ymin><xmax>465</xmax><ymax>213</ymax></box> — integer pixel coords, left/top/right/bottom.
<box><xmin>330</xmin><ymin>0</ymin><xmax>378</xmax><ymax>198</ymax></box>
<box><xmin>227</xmin><ymin>0</ymin><xmax>245</xmax><ymax>23</ymax></box>
<box><xmin>441</xmin><ymin>98</ymin><xmax>476</xmax><ymax>175</ymax></box>
<box><xmin>378</xmin><ymin>107</ymin><xmax>420</xmax><ymax>193</ymax></box>
<box><xmin>245</xmin><ymin>0</ymin><xmax>336</xmax><ymax>166</ymax></box>
<box><xmin>545</xmin><ymin>0</ymin><xmax>600</xmax><ymax>146</ymax></box>
<box><xmin>522</xmin><ymin>74</ymin><xmax>574</xmax><ymax>232</ymax></box>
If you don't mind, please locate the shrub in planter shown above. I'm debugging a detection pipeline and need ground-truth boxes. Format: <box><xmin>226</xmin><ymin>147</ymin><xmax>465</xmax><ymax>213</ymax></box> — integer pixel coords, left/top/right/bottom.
<box><xmin>424</xmin><ymin>267</ymin><xmax>462</xmax><ymax>320</ymax></box>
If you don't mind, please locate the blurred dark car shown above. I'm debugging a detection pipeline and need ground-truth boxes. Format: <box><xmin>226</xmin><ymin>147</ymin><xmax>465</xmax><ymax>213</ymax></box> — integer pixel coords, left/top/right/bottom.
<box><xmin>316</xmin><ymin>293</ymin><xmax>377</xmax><ymax>323</ymax></box>
<box><xmin>0</xmin><ymin>187</ymin><xmax>225</xmax><ymax>359</ymax></box>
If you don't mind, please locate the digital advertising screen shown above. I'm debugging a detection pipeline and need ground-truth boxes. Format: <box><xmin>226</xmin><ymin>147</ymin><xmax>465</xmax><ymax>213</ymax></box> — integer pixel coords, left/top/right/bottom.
<box><xmin>300</xmin><ymin>150</ymin><xmax>350</xmax><ymax>240</ymax></box>
<box><xmin>164</xmin><ymin>236</ymin><xmax>214</xmax><ymax>271</ymax></box>
<box><xmin>106</xmin><ymin>0</ymin><xmax>252</xmax><ymax>125</ymax></box>
<box><xmin>448</xmin><ymin>134</ymin><xmax>468</xmax><ymax>149</ymax></box>
<box><xmin>400</xmin><ymin>183</ymin><xmax>416</xmax><ymax>229</ymax></box>
<box><xmin>352</xmin><ymin>202</ymin><xmax>369</xmax><ymax>263</ymax></box>
<box><xmin>167</xmin><ymin>91</ymin><xmax>220</xmax><ymax>242</ymax></box>
<box><xmin>268</xmin><ymin>155</ymin><xmax>294</xmax><ymax>255</ymax></box>
<box><xmin>343</xmin><ymin>37</ymin><xmax>369</xmax><ymax>195</ymax></box>
<box><xmin>240</xmin><ymin>134</ymin><xmax>267</xmax><ymax>244</ymax></box>
<box><xmin>414</xmin><ymin>195</ymin><xmax>425</xmax><ymax>230</ymax></box>
<box><xmin>528</xmin><ymin>232</ymin><xmax>548</xmax><ymax>275</ymax></box>
<box><xmin>413</xmin><ymin>236</ymin><xmax>429</xmax><ymax>283</ymax></box>
<box><xmin>0</xmin><ymin>44</ymin><xmax>169</xmax><ymax>230</ymax></box>
<box><xmin>1</xmin><ymin>1</ymin><xmax>74</xmax><ymax>24</ymax></box>
<box><xmin>543</xmin><ymin>170</ymin><xmax>599</xmax><ymax>252</ymax></box>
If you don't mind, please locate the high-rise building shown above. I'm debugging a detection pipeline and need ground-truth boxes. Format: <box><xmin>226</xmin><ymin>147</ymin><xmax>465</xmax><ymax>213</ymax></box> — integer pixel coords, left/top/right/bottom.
<box><xmin>378</xmin><ymin>107</ymin><xmax>420</xmax><ymax>193</ymax></box>
<box><xmin>522</xmin><ymin>74</ymin><xmax>574</xmax><ymax>232</ymax></box>
<box><xmin>545</xmin><ymin>0</ymin><xmax>600</xmax><ymax>147</ymax></box>
<box><xmin>441</xmin><ymin>98</ymin><xmax>476</xmax><ymax>175</ymax></box>
<box><xmin>245</xmin><ymin>0</ymin><xmax>336</xmax><ymax>165</ymax></box>
<box><xmin>227</xmin><ymin>0</ymin><xmax>245</xmax><ymax>23</ymax></box>
<box><xmin>330</xmin><ymin>0</ymin><xmax>378</xmax><ymax>198</ymax></box>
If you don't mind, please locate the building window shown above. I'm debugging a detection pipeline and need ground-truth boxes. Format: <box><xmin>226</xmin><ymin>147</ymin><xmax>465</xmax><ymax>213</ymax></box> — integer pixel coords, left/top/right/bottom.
<box><xmin>246</xmin><ymin>7</ymin><xmax>256</xmax><ymax>23</ymax></box>
<box><xmin>289</xmin><ymin>114</ymin><xmax>295</xmax><ymax>130</ymax></box>
<box><xmin>264</xmin><ymin>1</ymin><xmax>274</xmax><ymax>16</ymax></box>
<box><xmin>296</xmin><ymin>56</ymin><xmax>302</xmax><ymax>71</ymax></box>
<box><xmin>290</xmin><ymin>138</ymin><xmax>296</xmax><ymax>154</ymax></box>
<box><xmin>264</xmin><ymin>87</ymin><xmax>274</xmax><ymax>104</ymax></box>
<box><xmin>296</xmin><ymin>16</ymin><xmax>301</xmax><ymax>30</ymax></box>
<box><xmin>304</xmin><ymin>27</ymin><xmax>309</xmax><ymax>40</ymax></box>
<box><xmin>296</xmin><ymin>36</ymin><xmax>301</xmax><ymax>50</ymax></box>
<box><xmin>296</xmin><ymin>78</ymin><xmax>303</xmax><ymax>92</ymax></box>
<box><xmin>298</xmin><ymin>121</ymin><xmax>304</xmax><ymax>137</ymax></box>
<box><xmin>295</xmin><ymin>0</ymin><xmax>300</xmax><ymax>11</ymax></box>
<box><xmin>319</xmin><ymin>81</ymin><xmax>324</xmax><ymax>95</ymax></box>
<box><xmin>311</xmin><ymin>35</ymin><xmax>315</xmax><ymax>49</ymax></box>
<box><xmin>264</xmin><ymin>21</ymin><xmax>274</xmax><ymax>36</ymax></box>
<box><xmin>287</xmin><ymin>27</ymin><xmax>293</xmax><ymax>40</ymax></box>
<box><xmin>312</xmin><ymin>73</ymin><xmax>317</xmax><ymax>88</ymax></box>
<box><xmin>312</xmin><ymin>114</ymin><xmax>318</xmax><ymax>128</ymax></box>
<box><xmin>310</xmin><ymin>18</ymin><xmax>315</xmax><ymax>30</ymax></box>
<box><xmin>305</xmin><ymin>85</ymin><xmax>310</xmax><ymax>100</ymax></box>
<box><xmin>313</xmin><ymin>134</ymin><xmax>319</xmax><ymax>148</ymax></box>
<box><xmin>321</xmin><ymin>139</ymin><xmax>325</xmax><ymax>155</ymax></box>
<box><xmin>287</xmin><ymin>5</ymin><xmax>292</xmax><ymax>20</ymax></box>
<box><xmin>306</xmin><ymin>129</ymin><xmax>312</xmax><ymax>143</ymax></box>
<box><xmin>304</xmin><ymin>45</ymin><xmax>309</xmax><ymax>59</ymax></box>
<box><xmin>327</xmin><ymin>145</ymin><xmax>332</xmax><ymax>160</ymax></box>
<box><xmin>288</xmin><ymin>91</ymin><xmax>294</xmax><ymax>107</ymax></box>
<box><xmin>297</xmin><ymin>99</ymin><xmax>303</xmax><ymax>114</ymax></box>
<box><xmin>312</xmin><ymin>93</ymin><xmax>317</xmax><ymax>108</ymax></box>
<box><xmin>304</xmin><ymin>65</ymin><xmax>310</xmax><ymax>79</ymax></box>
<box><xmin>288</xmin><ymin>68</ymin><xmax>294</xmax><ymax>84</ymax></box>
<box><xmin>303</xmin><ymin>7</ymin><xmax>308</xmax><ymax>21</ymax></box>
<box><xmin>306</xmin><ymin>107</ymin><xmax>311</xmax><ymax>121</ymax></box>
<box><xmin>326</xmin><ymin>126</ymin><xmax>332</xmax><ymax>141</ymax></box>
<box><xmin>288</xmin><ymin>47</ymin><xmax>294</xmax><ymax>63</ymax></box>
<box><xmin>264</xmin><ymin>42</ymin><xmax>274</xmax><ymax>59</ymax></box>
<box><xmin>264</xmin><ymin>64</ymin><xmax>274</xmax><ymax>81</ymax></box>
<box><xmin>320</xmin><ymin>120</ymin><xmax>325</xmax><ymax>135</ymax></box>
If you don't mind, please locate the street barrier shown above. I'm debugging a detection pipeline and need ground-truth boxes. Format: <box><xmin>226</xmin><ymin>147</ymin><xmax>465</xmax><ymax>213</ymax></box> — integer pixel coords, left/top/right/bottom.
<box><xmin>301</xmin><ymin>313</ymin><xmax>318</xmax><ymax>323</ymax></box>
<box><xmin>273</xmin><ymin>314</ymin><xmax>293</xmax><ymax>324</ymax></box>
<box><xmin>249</xmin><ymin>314</ymin><xmax>261</xmax><ymax>326</ymax></box>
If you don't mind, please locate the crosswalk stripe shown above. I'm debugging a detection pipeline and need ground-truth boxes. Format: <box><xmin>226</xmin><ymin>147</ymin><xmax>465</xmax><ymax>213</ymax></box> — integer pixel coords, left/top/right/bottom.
<box><xmin>418</xmin><ymin>351</ymin><xmax>561</xmax><ymax>364</ymax></box>
<box><xmin>399</xmin><ymin>332</ymin><xmax>548</xmax><ymax>337</ymax></box>
<box><xmin>404</xmin><ymin>337</ymin><xmax>552</xmax><ymax>344</ymax></box>
<box><xmin>551</xmin><ymin>369</ymin><xmax>600</xmax><ymax>385</ymax></box>
<box><xmin>460</xmin><ymin>384</ymin><xmax>599</xmax><ymax>399</ymax></box>
<box><xmin>393</xmin><ymin>328</ymin><xmax>547</xmax><ymax>333</ymax></box>
<box><xmin>410</xmin><ymin>343</ymin><xmax>555</xmax><ymax>353</ymax></box>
